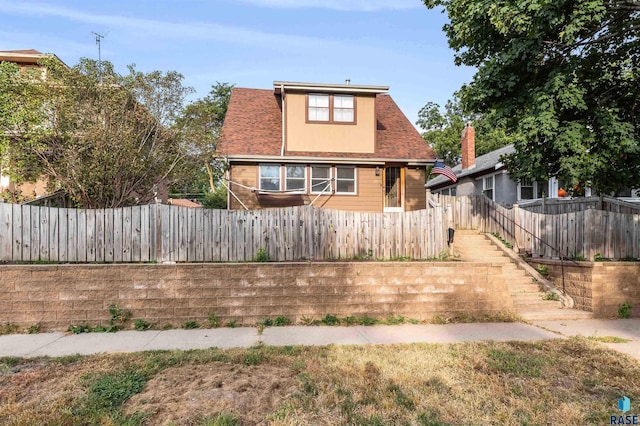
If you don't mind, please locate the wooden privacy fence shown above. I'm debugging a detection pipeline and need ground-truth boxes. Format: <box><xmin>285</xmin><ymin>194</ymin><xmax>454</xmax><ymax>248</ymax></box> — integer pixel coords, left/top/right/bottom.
<box><xmin>518</xmin><ymin>196</ymin><xmax>640</xmax><ymax>215</ymax></box>
<box><xmin>0</xmin><ymin>203</ymin><xmax>448</xmax><ymax>263</ymax></box>
<box><xmin>435</xmin><ymin>195</ymin><xmax>640</xmax><ymax>260</ymax></box>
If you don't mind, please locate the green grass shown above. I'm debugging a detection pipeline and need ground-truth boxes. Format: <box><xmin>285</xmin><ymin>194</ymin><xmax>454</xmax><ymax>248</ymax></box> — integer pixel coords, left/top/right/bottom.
<box><xmin>587</xmin><ymin>335</ymin><xmax>631</xmax><ymax>343</ymax></box>
<box><xmin>1</xmin><ymin>338</ymin><xmax>639</xmax><ymax>425</ymax></box>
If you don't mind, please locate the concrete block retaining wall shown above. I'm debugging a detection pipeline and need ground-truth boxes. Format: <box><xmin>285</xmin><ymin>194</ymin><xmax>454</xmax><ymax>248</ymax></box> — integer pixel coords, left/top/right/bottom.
<box><xmin>528</xmin><ymin>260</ymin><xmax>640</xmax><ymax>317</ymax></box>
<box><xmin>0</xmin><ymin>262</ymin><xmax>513</xmax><ymax>331</ymax></box>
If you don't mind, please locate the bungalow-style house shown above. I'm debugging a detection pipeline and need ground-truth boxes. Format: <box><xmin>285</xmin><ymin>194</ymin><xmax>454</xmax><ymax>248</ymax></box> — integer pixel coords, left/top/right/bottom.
<box><xmin>217</xmin><ymin>81</ymin><xmax>436</xmax><ymax>212</ymax></box>
<box><xmin>424</xmin><ymin>124</ymin><xmax>618</xmax><ymax>207</ymax></box>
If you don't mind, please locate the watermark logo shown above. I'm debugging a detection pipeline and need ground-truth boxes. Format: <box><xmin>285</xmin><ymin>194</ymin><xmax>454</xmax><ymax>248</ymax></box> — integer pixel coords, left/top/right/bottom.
<box><xmin>610</xmin><ymin>396</ymin><xmax>638</xmax><ymax>425</ymax></box>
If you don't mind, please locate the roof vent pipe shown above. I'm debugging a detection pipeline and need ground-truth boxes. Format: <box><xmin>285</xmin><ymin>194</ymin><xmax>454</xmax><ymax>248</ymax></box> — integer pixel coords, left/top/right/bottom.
<box><xmin>345</xmin><ymin>78</ymin><xmax>350</xmax><ymax>85</ymax></box>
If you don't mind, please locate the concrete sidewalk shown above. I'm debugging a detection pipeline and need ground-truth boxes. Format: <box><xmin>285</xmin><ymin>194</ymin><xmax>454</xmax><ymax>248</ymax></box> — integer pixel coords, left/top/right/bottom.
<box><xmin>532</xmin><ymin>318</ymin><xmax>640</xmax><ymax>360</ymax></box>
<box><xmin>0</xmin><ymin>319</ymin><xmax>638</xmax><ymax>359</ymax></box>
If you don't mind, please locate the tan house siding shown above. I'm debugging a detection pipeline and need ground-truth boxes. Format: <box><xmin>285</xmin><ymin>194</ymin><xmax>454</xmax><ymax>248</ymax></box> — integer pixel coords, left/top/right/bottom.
<box><xmin>228</xmin><ymin>164</ymin><xmax>385</xmax><ymax>212</ymax></box>
<box><xmin>228</xmin><ymin>164</ymin><xmax>260</xmax><ymax>210</ymax></box>
<box><xmin>405</xmin><ymin>168</ymin><xmax>427</xmax><ymax>211</ymax></box>
<box><xmin>285</xmin><ymin>92</ymin><xmax>376</xmax><ymax>154</ymax></box>
<box><xmin>228</xmin><ymin>164</ymin><xmax>429</xmax><ymax>212</ymax></box>
<box><xmin>311</xmin><ymin>166</ymin><xmax>383</xmax><ymax>212</ymax></box>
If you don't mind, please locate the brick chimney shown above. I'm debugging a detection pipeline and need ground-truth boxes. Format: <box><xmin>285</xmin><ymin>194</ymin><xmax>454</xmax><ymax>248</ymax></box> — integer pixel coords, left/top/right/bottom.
<box><xmin>461</xmin><ymin>122</ymin><xmax>475</xmax><ymax>169</ymax></box>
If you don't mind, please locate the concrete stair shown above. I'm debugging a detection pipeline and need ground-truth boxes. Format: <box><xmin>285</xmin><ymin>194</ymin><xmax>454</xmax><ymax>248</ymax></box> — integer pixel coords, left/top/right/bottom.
<box><xmin>453</xmin><ymin>230</ymin><xmax>593</xmax><ymax>321</ymax></box>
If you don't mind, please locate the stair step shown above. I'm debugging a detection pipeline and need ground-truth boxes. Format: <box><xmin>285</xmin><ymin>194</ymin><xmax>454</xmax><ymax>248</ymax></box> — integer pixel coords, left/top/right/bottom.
<box><xmin>513</xmin><ymin>301</ymin><xmax>563</xmax><ymax>310</ymax></box>
<box><xmin>512</xmin><ymin>292</ymin><xmax>553</xmax><ymax>301</ymax></box>
<box><xmin>505</xmin><ymin>278</ymin><xmax>535</xmax><ymax>284</ymax></box>
<box><xmin>518</xmin><ymin>309</ymin><xmax>594</xmax><ymax>321</ymax></box>
<box><xmin>502</xmin><ymin>270</ymin><xmax>528</xmax><ymax>277</ymax></box>
<box><xmin>510</xmin><ymin>284</ymin><xmax>543</xmax><ymax>293</ymax></box>
<box><xmin>455</xmin><ymin>230</ymin><xmax>589</xmax><ymax>322</ymax></box>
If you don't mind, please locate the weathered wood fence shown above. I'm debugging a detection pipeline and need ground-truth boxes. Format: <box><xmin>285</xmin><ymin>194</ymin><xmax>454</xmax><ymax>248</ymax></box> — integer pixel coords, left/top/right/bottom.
<box><xmin>436</xmin><ymin>195</ymin><xmax>640</xmax><ymax>260</ymax></box>
<box><xmin>0</xmin><ymin>203</ymin><xmax>448</xmax><ymax>263</ymax></box>
<box><xmin>517</xmin><ymin>196</ymin><xmax>640</xmax><ymax>215</ymax></box>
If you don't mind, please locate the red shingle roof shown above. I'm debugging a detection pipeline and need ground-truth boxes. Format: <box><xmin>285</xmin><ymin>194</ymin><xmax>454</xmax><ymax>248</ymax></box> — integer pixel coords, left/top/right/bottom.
<box><xmin>219</xmin><ymin>87</ymin><xmax>435</xmax><ymax>161</ymax></box>
<box><xmin>0</xmin><ymin>49</ymin><xmax>43</xmax><ymax>54</ymax></box>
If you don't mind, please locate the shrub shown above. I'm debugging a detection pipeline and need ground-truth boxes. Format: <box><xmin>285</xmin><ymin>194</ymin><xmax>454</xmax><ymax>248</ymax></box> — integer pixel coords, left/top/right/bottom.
<box><xmin>208</xmin><ymin>312</ymin><xmax>221</xmax><ymax>328</ymax></box>
<box><xmin>182</xmin><ymin>320</ymin><xmax>200</xmax><ymax>329</ymax></box>
<box><xmin>255</xmin><ymin>247</ymin><xmax>270</xmax><ymax>262</ymax></box>
<box><xmin>273</xmin><ymin>316</ymin><xmax>292</xmax><ymax>326</ymax></box>
<box><xmin>618</xmin><ymin>302</ymin><xmax>633</xmax><ymax>319</ymax></box>
<box><xmin>133</xmin><ymin>319</ymin><xmax>152</xmax><ymax>331</ymax></box>
<box><xmin>321</xmin><ymin>314</ymin><xmax>340</xmax><ymax>326</ymax></box>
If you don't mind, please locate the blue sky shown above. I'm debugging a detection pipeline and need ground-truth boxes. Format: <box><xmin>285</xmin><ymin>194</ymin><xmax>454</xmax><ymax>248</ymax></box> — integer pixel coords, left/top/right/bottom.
<box><xmin>0</xmin><ymin>0</ymin><xmax>475</xmax><ymax>126</ymax></box>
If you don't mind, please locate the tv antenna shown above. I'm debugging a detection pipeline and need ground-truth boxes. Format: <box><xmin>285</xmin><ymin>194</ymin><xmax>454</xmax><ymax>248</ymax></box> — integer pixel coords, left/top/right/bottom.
<box><xmin>92</xmin><ymin>31</ymin><xmax>105</xmax><ymax>61</ymax></box>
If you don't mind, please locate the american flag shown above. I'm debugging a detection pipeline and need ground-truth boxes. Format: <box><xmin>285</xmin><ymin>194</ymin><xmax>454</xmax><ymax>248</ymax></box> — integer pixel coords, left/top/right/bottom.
<box><xmin>430</xmin><ymin>160</ymin><xmax>457</xmax><ymax>183</ymax></box>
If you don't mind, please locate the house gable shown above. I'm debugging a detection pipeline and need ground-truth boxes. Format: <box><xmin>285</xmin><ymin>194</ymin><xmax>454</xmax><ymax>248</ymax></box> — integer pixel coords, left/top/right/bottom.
<box><xmin>285</xmin><ymin>91</ymin><xmax>376</xmax><ymax>154</ymax></box>
<box><xmin>219</xmin><ymin>82</ymin><xmax>435</xmax><ymax>163</ymax></box>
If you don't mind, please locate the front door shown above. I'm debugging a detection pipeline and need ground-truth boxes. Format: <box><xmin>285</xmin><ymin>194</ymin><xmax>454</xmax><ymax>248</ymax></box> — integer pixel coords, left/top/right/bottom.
<box><xmin>383</xmin><ymin>166</ymin><xmax>404</xmax><ymax>212</ymax></box>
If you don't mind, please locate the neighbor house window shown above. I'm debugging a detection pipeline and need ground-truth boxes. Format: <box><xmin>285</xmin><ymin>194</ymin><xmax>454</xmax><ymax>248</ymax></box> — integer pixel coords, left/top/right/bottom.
<box><xmin>259</xmin><ymin>165</ymin><xmax>280</xmax><ymax>190</ymax></box>
<box><xmin>333</xmin><ymin>95</ymin><xmax>354</xmax><ymax>122</ymax></box>
<box><xmin>537</xmin><ymin>181</ymin><xmax>548</xmax><ymax>198</ymax></box>
<box><xmin>311</xmin><ymin>166</ymin><xmax>332</xmax><ymax>193</ymax></box>
<box><xmin>285</xmin><ymin>165</ymin><xmax>306</xmax><ymax>191</ymax></box>
<box><xmin>308</xmin><ymin>94</ymin><xmax>330</xmax><ymax>121</ymax></box>
<box><xmin>335</xmin><ymin>167</ymin><xmax>356</xmax><ymax>194</ymax></box>
<box><xmin>519</xmin><ymin>180</ymin><xmax>534</xmax><ymax>200</ymax></box>
<box><xmin>483</xmin><ymin>175</ymin><xmax>494</xmax><ymax>200</ymax></box>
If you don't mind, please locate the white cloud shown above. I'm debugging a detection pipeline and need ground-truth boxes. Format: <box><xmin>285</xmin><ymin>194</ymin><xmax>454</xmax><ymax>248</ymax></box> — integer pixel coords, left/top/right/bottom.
<box><xmin>0</xmin><ymin>1</ymin><xmax>348</xmax><ymax>49</ymax></box>
<box><xmin>233</xmin><ymin>0</ymin><xmax>421</xmax><ymax>11</ymax></box>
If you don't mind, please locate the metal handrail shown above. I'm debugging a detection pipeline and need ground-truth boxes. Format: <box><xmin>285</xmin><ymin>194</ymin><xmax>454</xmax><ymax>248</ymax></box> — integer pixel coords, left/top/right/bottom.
<box><xmin>478</xmin><ymin>195</ymin><xmax>576</xmax><ymax>295</ymax></box>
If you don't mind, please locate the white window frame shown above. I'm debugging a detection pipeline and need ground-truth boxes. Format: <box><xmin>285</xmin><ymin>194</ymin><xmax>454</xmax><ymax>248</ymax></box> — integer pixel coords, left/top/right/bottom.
<box><xmin>308</xmin><ymin>93</ymin><xmax>330</xmax><ymax>122</ymax></box>
<box><xmin>517</xmin><ymin>179</ymin><xmax>534</xmax><ymax>201</ymax></box>
<box><xmin>310</xmin><ymin>165</ymin><xmax>333</xmax><ymax>194</ymax></box>
<box><xmin>333</xmin><ymin>95</ymin><xmax>354</xmax><ymax>123</ymax></box>
<box><xmin>284</xmin><ymin>165</ymin><xmax>307</xmax><ymax>193</ymax></box>
<box><xmin>335</xmin><ymin>166</ymin><xmax>357</xmax><ymax>195</ymax></box>
<box><xmin>517</xmin><ymin>180</ymin><xmax>550</xmax><ymax>201</ymax></box>
<box><xmin>482</xmin><ymin>175</ymin><xmax>495</xmax><ymax>201</ymax></box>
<box><xmin>258</xmin><ymin>164</ymin><xmax>281</xmax><ymax>191</ymax></box>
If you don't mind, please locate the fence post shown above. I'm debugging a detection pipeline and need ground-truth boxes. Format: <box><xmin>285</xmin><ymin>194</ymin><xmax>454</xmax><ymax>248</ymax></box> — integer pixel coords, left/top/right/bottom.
<box><xmin>513</xmin><ymin>204</ymin><xmax>520</xmax><ymax>251</ymax></box>
<box><xmin>154</xmin><ymin>199</ymin><xmax>163</xmax><ymax>262</ymax></box>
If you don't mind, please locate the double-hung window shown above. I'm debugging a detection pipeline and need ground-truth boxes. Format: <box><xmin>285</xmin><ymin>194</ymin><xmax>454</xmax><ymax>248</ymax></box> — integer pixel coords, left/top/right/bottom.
<box><xmin>308</xmin><ymin>94</ymin><xmax>330</xmax><ymax>121</ymax></box>
<box><xmin>307</xmin><ymin>93</ymin><xmax>355</xmax><ymax>123</ymax></box>
<box><xmin>259</xmin><ymin>165</ymin><xmax>280</xmax><ymax>191</ymax></box>
<box><xmin>482</xmin><ymin>175</ymin><xmax>494</xmax><ymax>200</ymax></box>
<box><xmin>333</xmin><ymin>95</ymin><xmax>354</xmax><ymax>122</ymax></box>
<box><xmin>285</xmin><ymin>165</ymin><xmax>306</xmax><ymax>191</ymax></box>
<box><xmin>335</xmin><ymin>167</ymin><xmax>356</xmax><ymax>194</ymax></box>
<box><xmin>519</xmin><ymin>180</ymin><xmax>534</xmax><ymax>200</ymax></box>
<box><xmin>311</xmin><ymin>166</ymin><xmax>332</xmax><ymax>193</ymax></box>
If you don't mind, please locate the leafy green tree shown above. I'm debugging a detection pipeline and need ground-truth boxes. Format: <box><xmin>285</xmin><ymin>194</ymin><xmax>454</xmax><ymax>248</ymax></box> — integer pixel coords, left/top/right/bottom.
<box><xmin>175</xmin><ymin>82</ymin><xmax>233</xmax><ymax>195</ymax></box>
<box><xmin>424</xmin><ymin>0</ymin><xmax>640</xmax><ymax>194</ymax></box>
<box><xmin>0</xmin><ymin>57</ymin><xmax>191</xmax><ymax>207</ymax></box>
<box><xmin>416</xmin><ymin>93</ymin><xmax>516</xmax><ymax>166</ymax></box>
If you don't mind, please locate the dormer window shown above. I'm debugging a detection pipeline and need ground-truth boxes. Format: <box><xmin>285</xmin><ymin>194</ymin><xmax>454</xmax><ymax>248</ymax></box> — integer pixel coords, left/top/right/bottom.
<box><xmin>308</xmin><ymin>94</ymin><xmax>330</xmax><ymax>121</ymax></box>
<box><xmin>307</xmin><ymin>93</ymin><xmax>356</xmax><ymax>124</ymax></box>
<box><xmin>333</xmin><ymin>95</ymin><xmax>354</xmax><ymax>122</ymax></box>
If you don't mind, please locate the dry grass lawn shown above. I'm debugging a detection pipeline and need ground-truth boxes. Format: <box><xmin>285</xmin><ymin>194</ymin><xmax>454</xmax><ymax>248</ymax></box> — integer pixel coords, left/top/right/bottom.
<box><xmin>1</xmin><ymin>338</ymin><xmax>639</xmax><ymax>425</ymax></box>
